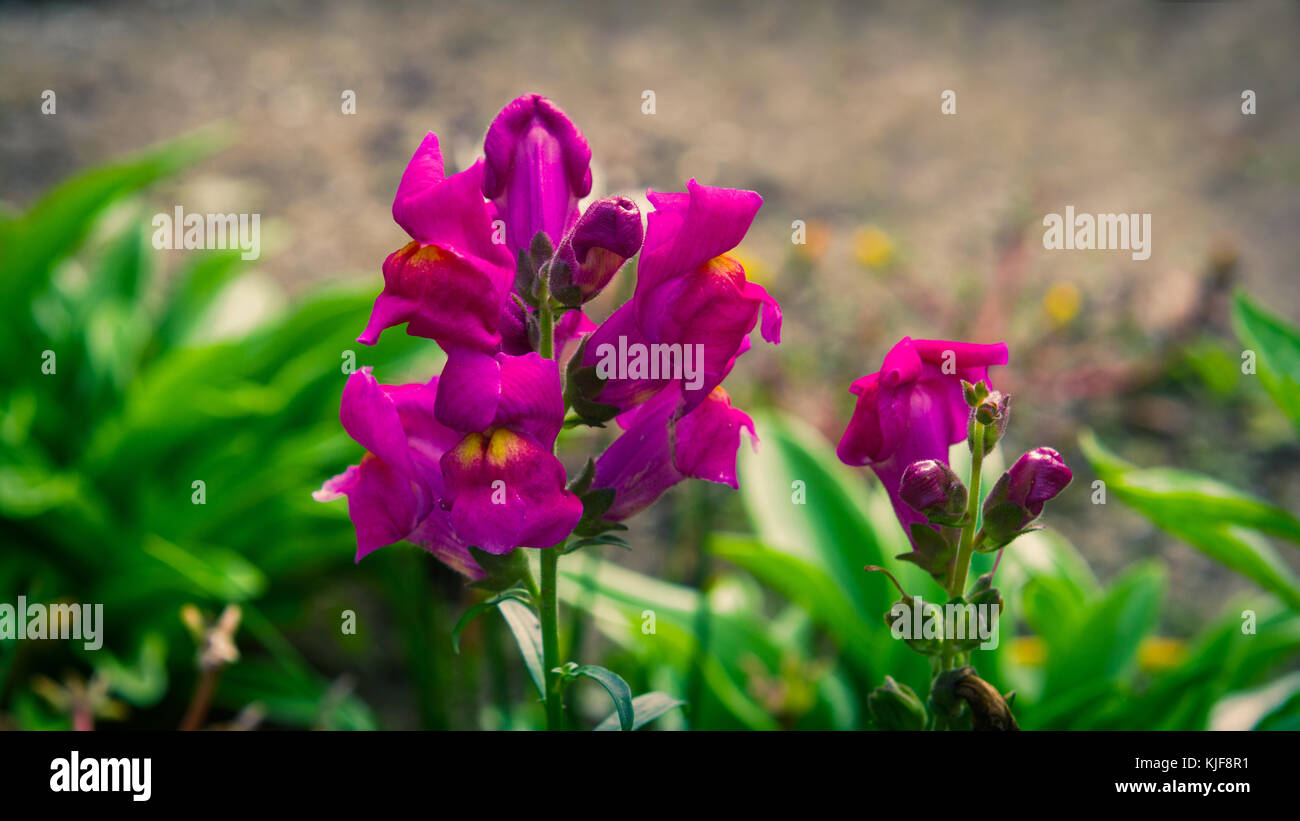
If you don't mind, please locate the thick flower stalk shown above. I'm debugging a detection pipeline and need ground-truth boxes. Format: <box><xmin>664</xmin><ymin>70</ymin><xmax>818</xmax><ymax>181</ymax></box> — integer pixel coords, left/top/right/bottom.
<box><xmin>316</xmin><ymin>93</ymin><xmax>780</xmax><ymax>730</ymax></box>
<box><xmin>839</xmin><ymin>340</ymin><xmax>1070</xmax><ymax>731</ymax></box>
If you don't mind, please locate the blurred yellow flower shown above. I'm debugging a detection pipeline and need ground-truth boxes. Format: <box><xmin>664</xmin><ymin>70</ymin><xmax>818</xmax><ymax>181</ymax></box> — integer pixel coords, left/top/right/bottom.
<box><xmin>853</xmin><ymin>225</ymin><xmax>895</xmax><ymax>270</ymax></box>
<box><xmin>1137</xmin><ymin>637</ymin><xmax>1186</xmax><ymax>672</ymax></box>
<box><xmin>1010</xmin><ymin>636</ymin><xmax>1046</xmax><ymax>666</ymax></box>
<box><xmin>1010</xmin><ymin>635</ymin><xmax>1184</xmax><ymax>672</ymax></box>
<box><xmin>1043</xmin><ymin>281</ymin><xmax>1081</xmax><ymax>329</ymax></box>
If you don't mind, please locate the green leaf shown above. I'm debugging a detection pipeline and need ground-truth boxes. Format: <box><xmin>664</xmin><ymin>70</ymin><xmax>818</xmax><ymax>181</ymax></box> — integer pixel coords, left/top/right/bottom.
<box><xmin>1232</xmin><ymin>291</ymin><xmax>1300</xmax><ymax>434</ymax></box>
<box><xmin>735</xmin><ymin>412</ymin><xmax>925</xmax><ymax>681</ymax></box>
<box><xmin>154</xmin><ymin>249</ymin><xmax>249</xmax><ymax>348</ymax></box>
<box><xmin>497</xmin><ymin>598</ymin><xmax>546</xmax><ymax>699</ymax></box>
<box><xmin>1028</xmin><ymin>562</ymin><xmax>1166</xmax><ymax>729</ymax></box>
<box><xmin>1099</xmin><ymin>601</ymin><xmax>1300</xmax><ymax>730</ymax></box>
<box><xmin>710</xmin><ymin>532</ymin><xmax>876</xmax><ymax>659</ymax></box>
<box><xmin>1081</xmin><ymin>430</ymin><xmax>1300</xmax><ymax>542</ymax></box>
<box><xmin>566</xmin><ymin>664</ymin><xmax>634</xmax><ymax>730</ymax></box>
<box><xmin>562</xmin><ymin>533</ymin><xmax>631</xmax><ymax>554</ymax></box>
<box><xmin>554</xmin><ymin>555</ymin><xmax>783</xmax><ymax>730</ymax></box>
<box><xmin>451</xmin><ymin>588</ymin><xmax>531</xmax><ymax>653</ymax></box>
<box><xmin>595</xmin><ymin>691</ymin><xmax>686</xmax><ymax>731</ymax></box>
<box><xmin>139</xmin><ymin>535</ymin><xmax>266</xmax><ymax>602</ymax></box>
<box><xmin>1080</xmin><ymin>430</ymin><xmax>1300</xmax><ymax>609</ymax></box>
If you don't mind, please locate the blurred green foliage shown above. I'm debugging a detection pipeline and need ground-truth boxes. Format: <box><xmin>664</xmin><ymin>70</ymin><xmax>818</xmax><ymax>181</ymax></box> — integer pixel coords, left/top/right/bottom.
<box><xmin>0</xmin><ymin>133</ymin><xmax>442</xmax><ymax>729</ymax></box>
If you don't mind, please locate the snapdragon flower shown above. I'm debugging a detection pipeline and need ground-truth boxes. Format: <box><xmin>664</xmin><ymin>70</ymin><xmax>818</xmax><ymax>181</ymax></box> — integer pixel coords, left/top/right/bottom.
<box><xmin>837</xmin><ymin>337</ymin><xmax>1007</xmax><ymax>538</ymax></box>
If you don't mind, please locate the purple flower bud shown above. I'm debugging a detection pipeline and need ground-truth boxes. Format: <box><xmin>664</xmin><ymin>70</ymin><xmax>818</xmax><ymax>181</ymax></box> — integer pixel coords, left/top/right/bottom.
<box><xmin>554</xmin><ymin>196</ymin><xmax>643</xmax><ymax>301</ymax></box>
<box><xmin>898</xmin><ymin>459</ymin><xmax>968</xmax><ymax>526</ymax></box>
<box><xmin>980</xmin><ymin>447</ymin><xmax>1072</xmax><ymax>547</ymax></box>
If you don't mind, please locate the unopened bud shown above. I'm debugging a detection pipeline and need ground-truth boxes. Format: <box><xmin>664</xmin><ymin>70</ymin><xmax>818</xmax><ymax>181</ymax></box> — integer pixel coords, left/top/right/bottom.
<box><xmin>978</xmin><ymin>447</ymin><xmax>1072</xmax><ymax>549</ymax></box>
<box><xmin>868</xmin><ymin>675</ymin><xmax>927</xmax><ymax>731</ymax></box>
<box><xmin>961</xmin><ymin>379</ymin><xmax>990</xmax><ymax>408</ymax></box>
<box><xmin>899</xmin><ymin>459</ymin><xmax>967</xmax><ymax>526</ymax></box>
<box><xmin>969</xmin><ymin>391</ymin><xmax>1010</xmax><ymax>455</ymax></box>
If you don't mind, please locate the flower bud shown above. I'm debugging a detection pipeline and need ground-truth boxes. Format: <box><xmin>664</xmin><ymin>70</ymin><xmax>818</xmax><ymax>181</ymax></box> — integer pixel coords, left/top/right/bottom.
<box><xmin>961</xmin><ymin>378</ymin><xmax>990</xmax><ymax>408</ymax></box>
<box><xmin>979</xmin><ymin>447</ymin><xmax>1072</xmax><ymax>549</ymax></box>
<box><xmin>967</xmin><ymin>572</ymin><xmax>1004</xmax><ymax>615</ymax></box>
<box><xmin>554</xmin><ymin>195</ymin><xmax>643</xmax><ymax>302</ymax></box>
<box><xmin>884</xmin><ymin>594</ymin><xmax>944</xmax><ymax>656</ymax></box>
<box><xmin>968</xmin><ymin>390</ymin><xmax>1010</xmax><ymax>456</ymax></box>
<box><xmin>953</xmin><ymin>576</ymin><xmax>1003</xmax><ymax>652</ymax></box>
<box><xmin>898</xmin><ymin>459</ymin><xmax>968</xmax><ymax>526</ymax></box>
<box><xmin>867</xmin><ymin>676</ymin><xmax>927</xmax><ymax>731</ymax></box>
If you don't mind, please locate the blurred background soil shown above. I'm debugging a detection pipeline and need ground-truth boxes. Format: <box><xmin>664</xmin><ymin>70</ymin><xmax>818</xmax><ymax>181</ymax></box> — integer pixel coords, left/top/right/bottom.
<box><xmin>4</xmin><ymin>0</ymin><xmax>1300</xmax><ymax>637</ymax></box>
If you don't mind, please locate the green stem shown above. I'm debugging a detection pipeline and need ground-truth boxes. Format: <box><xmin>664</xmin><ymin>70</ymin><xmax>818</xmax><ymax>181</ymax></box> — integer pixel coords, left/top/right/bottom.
<box><xmin>540</xmin><ymin>545</ymin><xmax>563</xmax><ymax>730</ymax></box>
<box><xmin>535</xmin><ymin>265</ymin><xmax>564</xmax><ymax>730</ymax></box>
<box><xmin>949</xmin><ymin>426</ymin><xmax>985</xmax><ymax>614</ymax></box>
<box><xmin>537</xmin><ymin>267</ymin><xmax>554</xmax><ymax>360</ymax></box>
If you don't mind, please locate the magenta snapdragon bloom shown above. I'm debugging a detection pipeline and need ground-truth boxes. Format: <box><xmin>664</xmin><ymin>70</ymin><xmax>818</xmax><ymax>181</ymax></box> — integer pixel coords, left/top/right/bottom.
<box><xmin>313</xmin><ymin>367</ymin><xmax>483</xmax><ymax>577</ymax></box>
<box><xmin>837</xmin><ymin>337</ymin><xmax>1008</xmax><ymax>537</ymax></box>
<box><xmin>361</xmin><ymin>134</ymin><xmax>514</xmax><ymax>354</ymax></box>
<box><xmin>436</xmin><ymin>351</ymin><xmax>582</xmax><ymax>554</ymax></box>
<box><xmin>590</xmin><ymin>386</ymin><xmax>757</xmax><ymax>521</ymax></box>
<box><xmin>554</xmin><ymin>195</ymin><xmax>645</xmax><ymax>302</ymax></box>
<box><xmin>317</xmin><ymin>355</ymin><xmax>583</xmax><ymax>572</ymax></box>
<box><xmin>581</xmin><ymin>180</ymin><xmax>781</xmax><ymax>415</ymax></box>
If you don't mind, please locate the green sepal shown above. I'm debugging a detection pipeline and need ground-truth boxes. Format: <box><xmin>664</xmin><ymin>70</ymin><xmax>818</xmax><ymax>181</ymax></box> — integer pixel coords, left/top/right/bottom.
<box><xmin>895</xmin><ymin>523</ymin><xmax>957</xmax><ymax>584</ymax></box>
<box><xmin>571</xmin><ymin>487</ymin><xmax>629</xmax><ymax>537</ymax></box>
<box><xmin>528</xmin><ymin>230</ymin><xmax>555</xmax><ymax>271</ymax></box>
<box><xmin>567</xmin><ymin>458</ymin><xmax>597</xmax><ymax>495</ymax></box>
<box><xmin>467</xmin><ymin>546</ymin><xmax>532</xmax><ymax>593</ymax></box>
<box><xmin>514</xmin><ymin>250</ymin><xmax>538</xmax><ymax>308</ymax></box>
<box><xmin>867</xmin><ymin>675</ymin><xmax>927</xmax><ymax>731</ymax></box>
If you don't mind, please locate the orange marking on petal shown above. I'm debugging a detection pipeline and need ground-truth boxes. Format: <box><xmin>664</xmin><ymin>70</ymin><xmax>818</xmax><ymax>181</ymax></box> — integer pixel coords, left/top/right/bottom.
<box><xmin>699</xmin><ymin>254</ymin><xmax>746</xmax><ymax>283</ymax></box>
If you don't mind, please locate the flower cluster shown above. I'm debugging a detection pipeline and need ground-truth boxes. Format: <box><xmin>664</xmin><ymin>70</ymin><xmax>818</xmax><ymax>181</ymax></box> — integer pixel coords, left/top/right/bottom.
<box><xmin>838</xmin><ymin>337</ymin><xmax>1071</xmax><ymax>579</ymax></box>
<box><xmin>838</xmin><ymin>337</ymin><xmax>1072</xmax><ymax>730</ymax></box>
<box><xmin>316</xmin><ymin>94</ymin><xmax>780</xmax><ymax>578</ymax></box>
